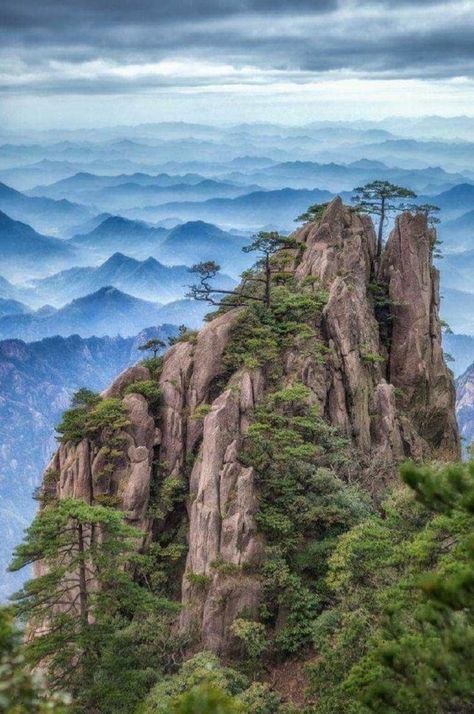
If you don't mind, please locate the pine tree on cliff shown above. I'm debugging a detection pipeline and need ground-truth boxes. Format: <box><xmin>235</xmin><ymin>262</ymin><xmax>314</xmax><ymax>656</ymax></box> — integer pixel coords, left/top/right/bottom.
<box><xmin>188</xmin><ymin>231</ymin><xmax>297</xmax><ymax>308</ymax></box>
<box><xmin>9</xmin><ymin>499</ymin><xmax>159</xmax><ymax>707</ymax></box>
<box><xmin>138</xmin><ymin>338</ymin><xmax>166</xmax><ymax>358</ymax></box>
<box><xmin>352</xmin><ymin>181</ymin><xmax>417</xmax><ymax>257</ymax></box>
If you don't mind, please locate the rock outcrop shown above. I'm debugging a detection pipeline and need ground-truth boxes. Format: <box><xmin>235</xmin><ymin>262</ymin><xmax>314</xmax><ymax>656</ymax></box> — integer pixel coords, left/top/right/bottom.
<box><xmin>38</xmin><ymin>199</ymin><xmax>460</xmax><ymax>654</ymax></box>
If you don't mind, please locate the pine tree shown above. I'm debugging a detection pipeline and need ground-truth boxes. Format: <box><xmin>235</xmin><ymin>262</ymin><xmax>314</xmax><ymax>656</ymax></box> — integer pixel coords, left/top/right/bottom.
<box><xmin>352</xmin><ymin>180</ymin><xmax>417</xmax><ymax>257</ymax></box>
<box><xmin>9</xmin><ymin>499</ymin><xmax>157</xmax><ymax>708</ymax></box>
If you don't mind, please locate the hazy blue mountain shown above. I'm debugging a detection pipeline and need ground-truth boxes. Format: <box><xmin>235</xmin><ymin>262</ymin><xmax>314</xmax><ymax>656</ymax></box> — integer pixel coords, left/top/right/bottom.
<box><xmin>133</xmin><ymin>187</ymin><xmax>336</xmax><ymax>230</ymax></box>
<box><xmin>316</xmin><ymin>139</ymin><xmax>474</xmax><ymax>172</ymax></box>
<box><xmin>440</xmin><ymin>287</ymin><xmax>474</xmax><ymax>335</ymax></box>
<box><xmin>0</xmin><ymin>181</ymin><xmax>92</xmax><ymax>236</ymax></box>
<box><xmin>95</xmin><ymin>179</ymin><xmax>260</xmax><ymax>210</ymax></box>
<box><xmin>0</xmin><ymin>286</ymin><xmax>168</xmax><ymax>341</ymax></box>
<box><xmin>0</xmin><ymin>210</ymin><xmax>76</xmax><ymax>280</ymax></box>
<box><xmin>156</xmin><ymin>220</ymin><xmax>251</xmax><ymax>275</ymax></box>
<box><xmin>69</xmin><ymin>215</ymin><xmax>168</xmax><ymax>261</ymax></box>
<box><xmin>228</xmin><ymin>161</ymin><xmax>467</xmax><ymax>193</ymax></box>
<box><xmin>30</xmin><ymin>172</ymin><xmax>258</xmax><ymax>208</ymax></box>
<box><xmin>443</xmin><ymin>333</ymin><xmax>474</xmax><ymax>377</ymax></box>
<box><xmin>441</xmin><ymin>209</ymin><xmax>474</xmax><ymax>251</ymax></box>
<box><xmin>154</xmin><ymin>298</ymin><xmax>210</xmax><ymax>329</ymax></box>
<box><xmin>420</xmin><ymin>183</ymin><xmax>474</xmax><ymax>219</ymax></box>
<box><xmin>63</xmin><ymin>211</ymin><xmax>113</xmax><ymax>238</ymax></box>
<box><xmin>0</xmin><ymin>325</ymin><xmax>177</xmax><ymax>600</ymax></box>
<box><xmin>0</xmin><ymin>298</ymin><xmax>30</xmax><ymax>318</ymax></box>
<box><xmin>31</xmin><ymin>252</ymin><xmax>236</xmax><ymax>306</ymax></box>
<box><xmin>438</xmin><ymin>249</ymin><xmax>474</xmax><ymax>292</ymax></box>
<box><xmin>0</xmin><ymin>275</ymin><xmax>32</xmax><ymax>304</ymax></box>
<box><xmin>0</xmin><ymin>160</ymin><xmax>80</xmax><ymax>191</ymax></box>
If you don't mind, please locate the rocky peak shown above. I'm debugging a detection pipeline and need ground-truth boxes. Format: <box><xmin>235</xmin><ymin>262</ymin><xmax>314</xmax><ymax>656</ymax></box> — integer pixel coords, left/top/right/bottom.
<box><xmin>37</xmin><ymin>197</ymin><xmax>460</xmax><ymax>654</ymax></box>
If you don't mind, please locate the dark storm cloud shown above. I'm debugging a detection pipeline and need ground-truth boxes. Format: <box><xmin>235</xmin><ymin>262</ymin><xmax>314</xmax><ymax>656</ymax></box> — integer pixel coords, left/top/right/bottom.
<box><xmin>1</xmin><ymin>0</ymin><xmax>337</xmax><ymax>30</ymax></box>
<box><xmin>1</xmin><ymin>0</ymin><xmax>473</xmax><ymax>94</ymax></box>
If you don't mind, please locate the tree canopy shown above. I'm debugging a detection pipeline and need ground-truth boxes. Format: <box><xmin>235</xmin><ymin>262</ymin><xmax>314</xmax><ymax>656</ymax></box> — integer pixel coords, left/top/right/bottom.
<box><xmin>352</xmin><ymin>180</ymin><xmax>417</xmax><ymax>257</ymax></box>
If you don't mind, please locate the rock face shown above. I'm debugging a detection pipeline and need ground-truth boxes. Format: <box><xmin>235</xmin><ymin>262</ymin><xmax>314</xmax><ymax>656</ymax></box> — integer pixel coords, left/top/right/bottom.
<box><xmin>380</xmin><ymin>212</ymin><xmax>459</xmax><ymax>459</ymax></box>
<box><xmin>38</xmin><ymin>198</ymin><xmax>460</xmax><ymax>654</ymax></box>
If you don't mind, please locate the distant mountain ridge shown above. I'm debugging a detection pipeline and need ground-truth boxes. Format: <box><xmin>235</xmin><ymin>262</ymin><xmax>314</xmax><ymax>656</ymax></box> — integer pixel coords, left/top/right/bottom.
<box><xmin>0</xmin><ymin>209</ymin><xmax>75</xmax><ymax>280</ymax></box>
<box><xmin>129</xmin><ymin>187</ymin><xmax>338</xmax><ymax>230</ymax></box>
<box><xmin>0</xmin><ymin>181</ymin><xmax>91</xmax><ymax>235</ymax></box>
<box><xmin>31</xmin><ymin>252</ymin><xmax>236</xmax><ymax>306</ymax></box>
<box><xmin>69</xmin><ymin>215</ymin><xmax>168</xmax><ymax>260</ymax></box>
<box><xmin>0</xmin><ymin>286</ymin><xmax>209</xmax><ymax>341</ymax></box>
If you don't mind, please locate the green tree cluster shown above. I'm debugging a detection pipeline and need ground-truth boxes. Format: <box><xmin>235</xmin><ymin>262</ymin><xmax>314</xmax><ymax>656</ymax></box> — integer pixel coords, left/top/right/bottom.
<box><xmin>9</xmin><ymin>499</ymin><xmax>175</xmax><ymax>713</ymax></box>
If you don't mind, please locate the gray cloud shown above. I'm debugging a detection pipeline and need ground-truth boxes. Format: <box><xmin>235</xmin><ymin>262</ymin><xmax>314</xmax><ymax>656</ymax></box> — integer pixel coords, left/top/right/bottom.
<box><xmin>1</xmin><ymin>0</ymin><xmax>473</xmax><ymax>95</ymax></box>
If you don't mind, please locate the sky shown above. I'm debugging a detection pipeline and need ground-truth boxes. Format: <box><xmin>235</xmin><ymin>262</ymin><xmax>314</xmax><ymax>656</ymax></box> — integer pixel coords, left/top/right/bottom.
<box><xmin>1</xmin><ymin>0</ymin><xmax>474</xmax><ymax>130</ymax></box>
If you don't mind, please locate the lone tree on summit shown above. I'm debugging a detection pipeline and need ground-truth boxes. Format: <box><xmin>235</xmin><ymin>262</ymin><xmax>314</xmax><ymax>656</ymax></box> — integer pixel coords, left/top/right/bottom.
<box><xmin>352</xmin><ymin>181</ymin><xmax>417</xmax><ymax>257</ymax></box>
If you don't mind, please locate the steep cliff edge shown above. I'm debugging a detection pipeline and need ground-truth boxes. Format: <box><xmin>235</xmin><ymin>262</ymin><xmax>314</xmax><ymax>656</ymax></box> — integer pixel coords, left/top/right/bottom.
<box><xmin>38</xmin><ymin>198</ymin><xmax>460</xmax><ymax>655</ymax></box>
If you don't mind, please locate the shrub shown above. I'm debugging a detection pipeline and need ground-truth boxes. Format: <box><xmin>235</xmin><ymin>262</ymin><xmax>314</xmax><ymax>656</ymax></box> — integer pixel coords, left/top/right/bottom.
<box><xmin>141</xmin><ymin>356</ymin><xmax>164</xmax><ymax>379</ymax></box>
<box><xmin>230</xmin><ymin>619</ymin><xmax>268</xmax><ymax>664</ymax></box>
<box><xmin>56</xmin><ymin>393</ymin><xmax>130</xmax><ymax>443</ymax></box>
<box><xmin>124</xmin><ymin>380</ymin><xmax>162</xmax><ymax>409</ymax></box>
<box><xmin>190</xmin><ymin>404</ymin><xmax>213</xmax><ymax>420</ymax></box>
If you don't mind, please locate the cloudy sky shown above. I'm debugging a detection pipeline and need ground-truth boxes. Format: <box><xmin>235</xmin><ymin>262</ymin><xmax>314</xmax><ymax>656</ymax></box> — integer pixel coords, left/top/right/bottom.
<box><xmin>1</xmin><ymin>0</ymin><xmax>474</xmax><ymax>129</ymax></box>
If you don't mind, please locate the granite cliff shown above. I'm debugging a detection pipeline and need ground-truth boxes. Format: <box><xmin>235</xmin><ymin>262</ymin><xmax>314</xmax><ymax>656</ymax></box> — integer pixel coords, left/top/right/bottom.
<box><xmin>36</xmin><ymin>198</ymin><xmax>460</xmax><ymax>655</ymax></box>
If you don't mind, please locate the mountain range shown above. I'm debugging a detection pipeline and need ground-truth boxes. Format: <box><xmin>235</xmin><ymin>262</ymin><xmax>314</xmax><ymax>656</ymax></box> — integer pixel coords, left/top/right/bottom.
<box><xmin>0</xmin><ymin>181</ymin><xmax>91</xmax><ymax>236</ymax></box>
<box><xmin>30</xmin><ymin>252</ymin><xmax>236</xmax><ymax>306</ymax></box>
<box><xmin>0</xmin><ymin>210</ymin><xmax>75</xmax><ymax>280</ymax></box>
<box><xmin>127</xmin><ymin>187</ymin><xmax>338</xmax><ymax>230</ymax></box>
<box><xmin>0</xmin><ymin>286</ymin><xmax>209</xmax><ymax>341</ymax></box>
<box><xmin>68</xmin><ymin>215</ymin><xmax>168</xmax><ymax>260</ymax></box>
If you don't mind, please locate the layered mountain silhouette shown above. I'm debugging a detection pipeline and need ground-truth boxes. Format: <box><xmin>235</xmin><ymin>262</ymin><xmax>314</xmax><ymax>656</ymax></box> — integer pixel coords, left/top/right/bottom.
<box><xmin>69</xmin><ymin>215</ymin><xmax>168</xmax><ymax>260</ymax></box>
<box><xmin>156</xmin><ymin>220</ymin><xmax>251</xmax><ymax>274</ymax></box>
<box><xmin>0</xmin><ymin>286</ymin><xmax>209</xmax><ymax>341</ymax></box>
<box><xmin>0</xmin><ymin>181</ymin><xmax>91</xmax><ymax>235</ymax></box>
<box><xmin>130</xmin><ymin>187</ymin><xmax>336</xmax><ymax>230</ymax></box>
<box><xmin>30</xmin><ymin>173</ymin><xmax>259</xmax><ymax>211</ymax></box>
<box><xmin>0</xmin><ymin>298</ymin><xmax>30</xmax><ymax>318</ymax></box>
<box><xmin>0</xmin><ymin>210</ymin><xmax>75</xmax><ymax>279</ymax></box>
<box><xmin>31</xmin><ymin>252</ymin><xmax>236</xmax><ymax>306</ymax></box>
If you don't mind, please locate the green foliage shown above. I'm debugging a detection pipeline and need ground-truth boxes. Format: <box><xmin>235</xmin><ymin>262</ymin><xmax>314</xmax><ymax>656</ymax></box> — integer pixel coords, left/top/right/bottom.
<box><xmin>307</xmin><ymin>461</ymin><xmax>474</xmax><ymax>713</ymax></box>
<box><xmin>141</xmin><ymin>356</ymin><xmax>164</xmax><ymax>380</ymax></box>
<box><xmin>141</xmin><ymin>652</ymin><xmax>285</xmax><ymax>714</ymax></box>
<box><xmin>56</xmin><ymin>391</ymin><xmax>130</xmax><ymax>444</ymax></box>
<box><xmin>138</xmin><ymin>338</ymin><xmax>166</xmax><ymax>358</ymax></box>
<box><xmin>186</xmin><ymin>572</ymin><xmax>212</xmax><ymax>588</ymax></box>
<box><xmin>352</xmin><ymin>181</ymin><xmax>417</xmax><ymax>217</ymax></box>
<box><xmin>85</xmin><ymin>611</ymin><xmax>180</xmax><ymax>714</ymax></box>
<box><xmin>0</xmin><ymin>607</ymin><xmax>70</xmax><ymax>712</ymax></box>
<box><xmin>230</xmin><ymin>619</ymin><xmax>268</xmax><ymax>665</ymax></box>
<box><xmin>352</xmin><ymin>180</ymin><xmax>417</xmax><ymax>255</ymax></box>
<box><xmin>223</xmin><ymin>284</ymin><xmax>327</xmax><ymax>377</ymax></box>
<box><xmin>9</xmin><ymin>499</ymin><xmax>170</xmax><ymax>712</ymax></box>
<box><xmin>296</xmin><ymin>202</ymin><xmax>329</xmax><ymax>224</ymax></box>
<box><xmin>239</xmin><ymin>384</ymin><xmax>371</xmax><ymax>655</ymax></box>
<box><xmin>190</xmin><ymin>404</ymin><xmax>213</xmax><ymax>420</ymax></box>
<box><xmin>171</xmin><ymin>683</ymin><xmax>243</xmax><ymax>714</ymax></box>
<box><xmin>168</xmin><ymin>325</ymin><xmax>198</xmax><ymax>346</ymax></box>
<box><xmin>124</xmin><ymin>380</ymin><xmax>162</xmax><ymax>409</ymax></box>
<box><xmin>359</xmin><ymin>343</ymin><xmax>385</xmax><ymax>365</ymax></box>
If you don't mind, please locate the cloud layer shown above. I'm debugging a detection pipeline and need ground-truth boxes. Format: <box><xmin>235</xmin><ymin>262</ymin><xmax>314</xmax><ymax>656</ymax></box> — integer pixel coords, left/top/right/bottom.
<box><xmin>1</xmin><ymin>0</ymin><xmax>473</xmax><ymax>128</ymax></box>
